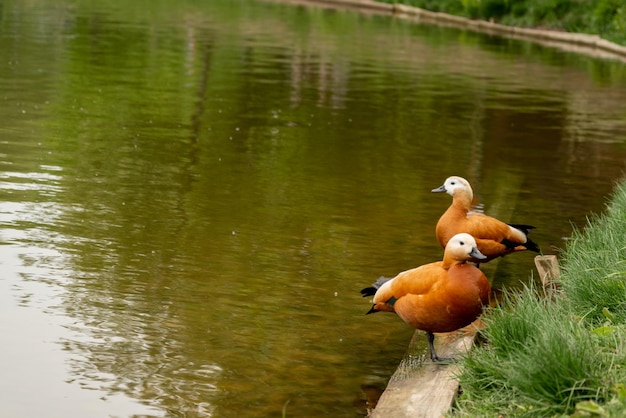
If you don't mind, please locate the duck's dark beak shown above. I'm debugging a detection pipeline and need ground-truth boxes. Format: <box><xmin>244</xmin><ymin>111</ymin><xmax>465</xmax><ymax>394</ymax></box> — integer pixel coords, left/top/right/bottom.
<box><xmin>431</xmin><ymin>185</ymin><xmax>446</xmax><ymax>193</ymax></box>
<box><xmin>470</xmin><ymin>247</ymin><xmax>487</xmax><ymax>260</ymax></box>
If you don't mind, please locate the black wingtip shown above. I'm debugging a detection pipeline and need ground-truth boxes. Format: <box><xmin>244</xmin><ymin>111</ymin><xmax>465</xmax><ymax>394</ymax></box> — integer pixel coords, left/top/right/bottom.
<box><xmin>365</xmin><ymin>305</ymin><xmax>378</xmax><ymax>315</ymax></box>
<box><xmin>501</xmin><ymin>237</ymin><xmax>541</xmax><ymax>252</ymax></box>
<box><xmin>508</xmin><ymin>223</ymin><xmax>540</xmax><ymax>252</ymax></box>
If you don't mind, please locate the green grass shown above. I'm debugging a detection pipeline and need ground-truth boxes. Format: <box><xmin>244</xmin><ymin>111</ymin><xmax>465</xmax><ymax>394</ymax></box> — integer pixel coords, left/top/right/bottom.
<box><xmin>380</xmin><ymin>0</ymin><xmax>626</xmax><ymax>46</ymax></box>
<box><xmin>561</xmin><ymin>183</ymin><xmax>626</xmax><ymax>325</ymax></box>
<box><xmin>451</xmin><ymin>178</ymin><xmax>626</xmax><ymax>417</ymax></box>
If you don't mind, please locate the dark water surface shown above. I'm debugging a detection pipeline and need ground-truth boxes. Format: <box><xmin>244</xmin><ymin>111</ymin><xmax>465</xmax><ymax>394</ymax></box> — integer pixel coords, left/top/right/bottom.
<box><xmin>1</xmin><ymin>0</ymin><xmax>626</xmax><ymax>416</ymax></box>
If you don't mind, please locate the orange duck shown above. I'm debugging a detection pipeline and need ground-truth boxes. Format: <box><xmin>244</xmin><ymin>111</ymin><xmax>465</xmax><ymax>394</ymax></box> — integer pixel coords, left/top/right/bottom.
<box><xmin>361</xmin><ymin>233</ymin><xmax>490</xmax><ymax>362</ymax></box>
<box><xmin>432</xmin><ymin>176</ymin><xmax>539</xmax><ymax>263</ymax></box>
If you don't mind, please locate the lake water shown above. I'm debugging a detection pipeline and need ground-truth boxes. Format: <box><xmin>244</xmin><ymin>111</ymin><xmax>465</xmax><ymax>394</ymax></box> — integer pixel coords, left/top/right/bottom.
<box><xmin>1</xmin><ymin>0</ymin><xmax>626</xmax><ymax>416</ymax></box>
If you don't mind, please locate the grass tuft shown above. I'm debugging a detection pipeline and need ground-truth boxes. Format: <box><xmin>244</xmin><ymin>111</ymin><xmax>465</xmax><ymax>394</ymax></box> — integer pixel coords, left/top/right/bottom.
<box><xmin>561</xmin><ymin>181</ymin><xmax>626</xmax><ymax>324</ymax></box>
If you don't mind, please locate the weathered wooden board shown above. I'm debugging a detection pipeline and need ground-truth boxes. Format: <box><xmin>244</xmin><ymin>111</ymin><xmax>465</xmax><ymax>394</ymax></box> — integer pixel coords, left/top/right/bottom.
<box><xmin>369</xmin><ymin>325</ymin><xmax>479</xmax><ymax>418</ymax></box>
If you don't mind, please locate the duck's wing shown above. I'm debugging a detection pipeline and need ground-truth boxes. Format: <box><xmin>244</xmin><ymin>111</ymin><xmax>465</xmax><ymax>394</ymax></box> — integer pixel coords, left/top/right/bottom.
<box><xmin>466</xmin><ymin>212</ymin><xmax>526</xmax><ymax>243</ymax></box>
<box><xmin>372</xmin><ymin>263</ymin><xmax>442</xmax><ymax>305</ymax></box>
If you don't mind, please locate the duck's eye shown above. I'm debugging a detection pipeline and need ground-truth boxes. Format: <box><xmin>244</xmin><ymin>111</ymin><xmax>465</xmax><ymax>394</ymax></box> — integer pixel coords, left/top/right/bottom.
<box><xmin>450</xmin><ymin>181</ymin><xmax>456</xmax><ymax>185</ymax></box>
<box><xmin>459</xmin><ymin>241</ymin><xmax>465</xmax><ymax>245</ymax></box>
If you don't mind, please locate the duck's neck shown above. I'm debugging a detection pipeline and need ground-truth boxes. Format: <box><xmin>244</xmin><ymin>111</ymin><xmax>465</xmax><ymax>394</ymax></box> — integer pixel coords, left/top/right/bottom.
<box><xmin>442</xmin><ymin>257</ymin><xmax>466</xmax><ymax>270</ymax></box>
<box><xmin>452</xmin><ymin>189</ymin><xmax>473</xmax><ymax>212</ymax></box>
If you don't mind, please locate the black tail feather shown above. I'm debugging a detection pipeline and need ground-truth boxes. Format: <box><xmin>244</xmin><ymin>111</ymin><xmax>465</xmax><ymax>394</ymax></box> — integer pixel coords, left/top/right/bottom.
<box><xmin>524</xmin><ymin>237</ymin><xmax>540</xmax><ymax>253</ymax></box>
<box><xmin>360</xmin><ymin>287</ymin><xmax>377</xmax><ymax>297</ymax></box>
<box><xmin>360</xmin><ymin>276</ymin><xmax>392</xmax><ymax>297</ymax></box>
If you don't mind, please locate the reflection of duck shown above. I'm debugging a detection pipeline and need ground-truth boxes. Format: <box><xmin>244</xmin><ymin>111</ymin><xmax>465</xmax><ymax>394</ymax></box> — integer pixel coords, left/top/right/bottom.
<box><xmin>432</xmin><ymin>176</ymin><xmax>539</xmax><ymax>263</ymax></box>
<box><xmin>361</xmin><ymin>233</ymin><xmax>490</xmax><ymax>362</ymax></box>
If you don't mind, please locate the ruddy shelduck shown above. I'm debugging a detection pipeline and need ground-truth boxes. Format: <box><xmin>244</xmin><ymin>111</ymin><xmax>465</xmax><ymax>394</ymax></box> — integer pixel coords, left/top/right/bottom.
<box><xmin>361</xmin><ymin>233</ymin><xmax>490</xmax><ymax>362</ymax></box>
<box><xmin>432</xmin><ymin>176</ymin><xmax>539</xmax><ymax>262</ymax></box>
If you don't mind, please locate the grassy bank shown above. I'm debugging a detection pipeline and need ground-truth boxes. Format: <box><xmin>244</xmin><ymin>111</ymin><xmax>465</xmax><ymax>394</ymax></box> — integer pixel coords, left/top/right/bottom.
<box><xmin>452</xmin><ymin>178</ymin><xmax>626</xmax><ymax>417</ymax></box>
<box><xmin>380</xmin><ymin>0</ymin><xmax>626</xmax><ymax>46</ymax></box>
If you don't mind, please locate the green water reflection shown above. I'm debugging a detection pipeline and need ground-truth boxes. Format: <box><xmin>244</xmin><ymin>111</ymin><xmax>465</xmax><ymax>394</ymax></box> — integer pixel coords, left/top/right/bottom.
<box><xmin>1</xmin><ymin>0</ymin><xmax>626</xmax><ymax>416</ymax></box>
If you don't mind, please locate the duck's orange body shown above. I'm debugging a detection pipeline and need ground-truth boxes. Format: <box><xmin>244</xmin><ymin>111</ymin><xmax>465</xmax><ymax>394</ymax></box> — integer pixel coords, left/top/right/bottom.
<box><xmin>362</xmin><ymin>233</ymin><xmax>491</xmax><ymax>362</ymax></box>
<box><xmin>432</xmin><ymin>176</ymin><xmax>539</xmax><ymax>262</ymax></box>
<box><xmin>375</xmin><ymin>262</ymin><xmax>489</xmax><ymax>333</ymax></box>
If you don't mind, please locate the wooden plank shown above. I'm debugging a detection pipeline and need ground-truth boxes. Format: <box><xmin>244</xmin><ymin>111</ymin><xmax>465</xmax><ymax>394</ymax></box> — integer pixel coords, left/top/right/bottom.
<box><xmin>369</xmin><ymin>324</ymin><xmax>479</xmax><ymax>418</ymax></box>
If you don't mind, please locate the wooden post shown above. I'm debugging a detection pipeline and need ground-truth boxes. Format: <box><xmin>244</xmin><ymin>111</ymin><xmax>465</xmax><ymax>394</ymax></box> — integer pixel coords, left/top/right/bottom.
<box><xmin>534</xmin><ymin>255</ymin><xmax>560</xmax><ymax>296</ymax></box>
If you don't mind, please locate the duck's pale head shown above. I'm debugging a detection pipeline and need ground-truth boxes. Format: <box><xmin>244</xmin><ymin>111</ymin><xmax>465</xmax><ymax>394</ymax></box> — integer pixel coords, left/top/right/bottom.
<box><xmin>446</xmin><ymin>233</ymin><xmax>486</xmax><ymax>261</ymax></box>
<box><xmin>432</xmin><ymin>176</ymin><xmax>473</xmax><ymax>199</ymax></box>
